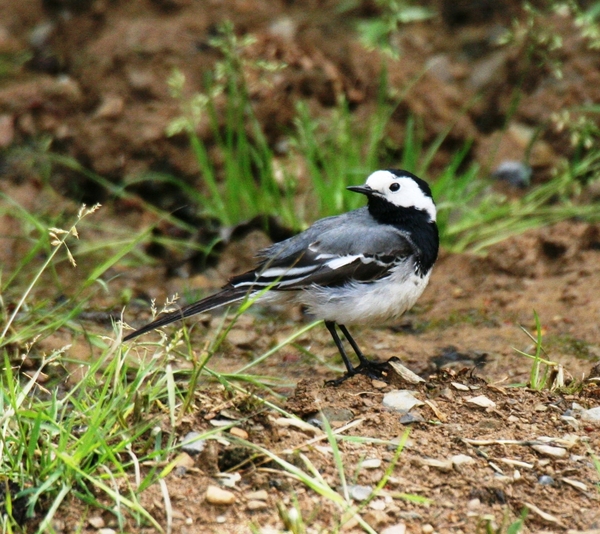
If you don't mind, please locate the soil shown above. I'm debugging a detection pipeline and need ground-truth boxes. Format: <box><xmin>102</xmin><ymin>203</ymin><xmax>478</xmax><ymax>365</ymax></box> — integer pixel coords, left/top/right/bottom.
<box><xmin>1</xmin><ymin>1</ymin><xmax>599</xmax><ymax>533</ymax></box>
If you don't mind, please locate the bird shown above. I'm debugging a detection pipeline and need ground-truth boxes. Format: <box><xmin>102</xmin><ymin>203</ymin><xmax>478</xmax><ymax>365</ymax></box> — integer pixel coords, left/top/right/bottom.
<box><xmin>123</xmin><ymin>169</ymin><xmax>439</xmax><ymax>384</ymax></box>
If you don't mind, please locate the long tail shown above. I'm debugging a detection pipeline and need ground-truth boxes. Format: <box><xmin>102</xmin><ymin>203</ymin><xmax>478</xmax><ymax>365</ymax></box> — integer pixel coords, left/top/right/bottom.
<box><xmin>123</xmin><ymin>287</ymin><xmax>250</xmax><ymax>341</ymax></box>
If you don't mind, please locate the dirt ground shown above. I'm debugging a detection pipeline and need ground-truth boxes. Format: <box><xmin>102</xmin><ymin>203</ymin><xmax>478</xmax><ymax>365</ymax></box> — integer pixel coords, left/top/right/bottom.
<box><xmin>1</xmin><ymin>0</ymin><xmax>600</xmax><ymax>533</ymax></box>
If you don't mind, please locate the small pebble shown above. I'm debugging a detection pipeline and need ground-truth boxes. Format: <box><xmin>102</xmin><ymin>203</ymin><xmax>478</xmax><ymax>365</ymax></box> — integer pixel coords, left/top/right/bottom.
<box><xmin>368</xmin><ymin>499</ymin><xmax>386</xmax><ymax>511</ymax></box>
<box><xmin>247</xmin><ymin>500</ymin><xmax>268</xmax><ymax>510</ymax></box>
<box><xmin>372</xmin><ymin>379</ymin><xmax>388</xmax><ymax>389</ymax></box>
<box><xmin>467</xmin><ymin>395</ymin><xmax>496</xmax><ymax>409</ymax></box>
<box><xmin>180</xmin><ymin>432</ymin><xmax>206</xmax><ymax>455</ymax></box>
<box><xmin>467</xmin><ymin>498</ymin><xmax>480</xmax><ymax>510</ymax></box>
<box><xmin>216</xmin><ymin>515</ymin><xmax>226</xmax><ymax>524</ymax></box>
<box><xmin>320</xmin><ymin>406</ymin><xmax>354</xmax><ymax>422</ymax></box>
<box><xmin>98</xmin><ymin>529</ymin><xmax>116</xmax><ymax>534</ymax></box>
<box><xmin>450</xmin><ymin>454</ymin><xmax>474</xmax><ymax>467</ymax></box>
<box><xmin>560</xmin><ymin>415</ymin><xmax>579</xmax><ymax>429</ymax></box>
<box><xmin>491</xmin><ymin>160</ymin><xmax>532</xmax><ymax>188</ymax></box>
<box><xmin>245</xmin><ymin>490</ymin><xmax>268</xmax><ymax>501</ymax></box>
<box><xmin>561</xmin><ymin>477</ymin><xmax>588</xmax><ymax>492</ymax></box>
<box><xmin>206</xmin><ymin>485</ymin><xmax>236</xmax><ymax>505</ymax></box>
<box><xmin>306</xmin><ymin>417</ymin><xmax>324</xmax><ymax>429</ymax></box>
<box><xmin>230</xmin><ymin>427</ymin><xmax>248</xmax><ymax>439</ymax></box>
<box><xmin>361</xmin><ymin>458</ymin><xmax>382</xmax><ymax>469</ymax></box>
<box><xmin>348</xmin><ymin>484</ymin><xmax>373</xmax><ymax>501</ymax></box>
<box><xmin>580</xmin><ymin>406</ymin><xmax>600</xmax><ymax>423</ymax></box>
<box><xmin>381</xmin><ymin>523</ymin><xmax>406</xmax><ymax>534</ymax></box>
<box><xmin>531</xmin><ymin>444</ymin><xmax>567</xmax><ymax>458</ymax></box>
<box><xmin>400</xmin><ymin>412</ymin><xmax>424</xmax><ymax>425</ymax></box>
<box><xmin>382</xmin><ymin>390</ymin><xmax>423</xmax><ymax>412</ymax></box>
<box><xmin>422</xmin><ymin>524</ymin><xmax>435</xmax><ymax>534</ymax></box>
<box><xmin>417</xmin><ymin>458</ymin><xmax>453</xmax><ymax>472</ymax></box>
<box><xmin>538</xmin><ymin>475</ymin><xmax>554</xmax><ymax>485</ymax></box>
<box><xmin>88</xmin><ymin>516</ymin><xmax>105</xmax><ymax>529</ymax></box>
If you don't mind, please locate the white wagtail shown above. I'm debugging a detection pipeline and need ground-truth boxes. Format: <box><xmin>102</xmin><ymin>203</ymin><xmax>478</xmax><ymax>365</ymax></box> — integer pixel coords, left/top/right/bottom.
<box><xmin>124</xmin><ymin>169</ymin><xmax>439</xmax><ymax>383</ymax></box>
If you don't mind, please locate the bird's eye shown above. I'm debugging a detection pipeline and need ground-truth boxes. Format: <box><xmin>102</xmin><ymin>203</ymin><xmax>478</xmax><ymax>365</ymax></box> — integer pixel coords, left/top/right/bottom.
<box><xmin>389</xmin><ymin>182</ymin><xmax>400</xmax><ymax>192</ymax></box>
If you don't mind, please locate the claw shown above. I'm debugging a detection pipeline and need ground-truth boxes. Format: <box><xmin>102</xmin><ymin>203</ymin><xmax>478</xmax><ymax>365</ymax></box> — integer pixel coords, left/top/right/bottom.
<box><xmin>325</xmin><ymin>358</ymin><xmax>391</xmax><ymax>387</ymax></box>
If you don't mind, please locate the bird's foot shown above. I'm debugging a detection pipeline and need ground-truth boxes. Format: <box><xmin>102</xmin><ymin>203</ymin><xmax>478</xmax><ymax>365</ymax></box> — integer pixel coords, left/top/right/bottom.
<box><xmin>325</xmin><ymin>358</ymin><xmax>391</xmax><ymax>387</ymax></box>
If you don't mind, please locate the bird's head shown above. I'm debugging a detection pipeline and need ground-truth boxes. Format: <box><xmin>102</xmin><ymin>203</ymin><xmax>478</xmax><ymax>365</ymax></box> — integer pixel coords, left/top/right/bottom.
<box><xmin>348</xmin><ymin>169</ymin><xmax>437</xmax><ymax>222</ymax></box>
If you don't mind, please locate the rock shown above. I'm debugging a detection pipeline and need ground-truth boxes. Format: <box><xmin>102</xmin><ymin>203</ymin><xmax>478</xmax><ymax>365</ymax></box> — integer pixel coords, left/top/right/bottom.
<box><xmin>180</xmin><ymin>432</ymin><xmax>206</xmax><ymax>455</ymax></box>
<box><xmin>466</xmin><ymin>395</ymin><xmax>496</xmax><ymax>409</ymax></box>
<box><xmin>399</xmin><ymin>412</ymin><xmax>425</xmax><ymax>425</ymax></box>
<box><xmin>348</xmin><ymin>484</ymin><xmax>372</xmax><ymax>501</ymax></box>
<box><xmin>88</xmin><ymin>516</ymin><xmax>105</xmax><ymax>529</ymax></box>
<box><xmin>382</xmin><ymin>390</ymin><xmax>424</xmax><ymax>412</ymax></box>
<box><xmin>368</xmin><ymin>499</ymin><xmax>386</xmax><ymax>510</ymax></box>
<box><xmin>245</xmin><ymin>490</ymin><xmax>268</xmax><ymax>501</ymax></box>
<box><xmin>387</xmin><ymin>360</ymin><xmax>425</xmax><ymax>383</ymax></box>
<box><xmin>467</xmin><ymin>498</ymin><xmax>480</xmax><ymax>510</ymax></box>
<box><xmin>450</xmin><ymin>454</ymin><xmax>474</xmax><ymax>467</ymax></box>
<box><xmin>205</xmin><ymin>485</ymin><xmax>236</xmax><ymax>505</ymax></box>
<box><xmin>173</xmin><ymin>452</ymin><xmax>195</xmax><ymax>474</ymax></box>
<box><xmin>492</xmin><ymin>160</ymin><xmax>532</xmax><ymax>188</ymax></box>
<box><xmin>560</xmin><ymin>477</ymin><xmax>588</xmax><ymax>492</ymax></box>
<box><xmin>381</xmin><ymin>524</ymin><xmax>407</xmax><ymax>534</ymax></box>
<box><xmin>580</xmin><ymin>406</ymin><xmax>600</xmax><ymax>423</ymax></box>
<box><xmin>538</xmin><ymin>475</ymin><xmax>554</xmax><ymax>485</ymax></box>
<box><xmin>230</xmin><ymin>427</ymin><xmax>249</xmax><ymax>439</ymax></box>
<box><xmin>531</xmin><ymin>444</ymin><xmax>567</xmax><ymax>458</ymax></box>
<box><xmin>417</xmin><ymin>458</ymin><xmax>453</xmax><ymax>472</ymax></box>
<box><xmin>361</xmin><ymin>458</ymin><xmax>382</xmax><ymax>469</ymax></box>
<box><xmin>247</xmin><ymin>500</ymin><xmax>268</xmax><ymax>510</ymax></box>
<box><xmin>320</xmin><ymin>406</ymin><xmax>354</xmax><ymax>422</ymax></box>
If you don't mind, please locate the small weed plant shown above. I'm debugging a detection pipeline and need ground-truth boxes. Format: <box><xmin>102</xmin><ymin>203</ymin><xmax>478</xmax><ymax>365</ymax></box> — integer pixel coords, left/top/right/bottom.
<box><xmin>513</xmin><ymin>311</ymin><xmax>569</xmax><ymax>391</ymax></box>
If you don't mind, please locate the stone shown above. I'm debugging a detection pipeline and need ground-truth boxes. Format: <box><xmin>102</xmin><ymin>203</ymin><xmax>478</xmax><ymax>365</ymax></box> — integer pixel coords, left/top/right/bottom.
<box><xmin>230</xmin><ymin>427</ymin><xmax>249</xmax><ymax>439</ymax></box>
<box><xmin>205</xmin><ymin>485</ymin><xmax>236</xmax><ymax>505</ymax></box>
<box><xmin>580</xmin><ymin>406</ymin><xmax>600</xmax><ymax>423</ymax></box>
<box><xmin>88</xmin><ymin>516</ymin><xmax>105</xmax><ymax>529</ymax></box>
<box><xmin>348</xmin><ymin>484</ymin><xmax>372</xmax><ymax>501</ymax></box>
<box><xmin>531</xmin><ymin>444</ymin><xmax>567</xmax><ymax>458</ymax></box>
<box><xmin>466</xmin><ymin>395</ymin><xmax>496</xmax><ymax>409</ymax></box>
<box><xmin>382</xmin><ymin>390</ymin><xmax>424</xmax><ymax>412</ymax></box>
<box><xmin>361</xmin><ymin>458</ymin><xmax>382</xmax><ymax>469</ymax></box>
<box><xmin>381</xmin><ymin>524</ymin><xmax>407</xmax><ymax>534</ymax></box>
<box><xmin>180</xmin><ymin>432</ymin><xmax>205</xmax><ymax>455</ymax></box>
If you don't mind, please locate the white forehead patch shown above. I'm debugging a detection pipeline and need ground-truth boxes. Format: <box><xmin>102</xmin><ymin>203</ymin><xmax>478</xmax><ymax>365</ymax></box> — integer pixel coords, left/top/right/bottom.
<box><xmin>364</xmin><ymin>170</ymin><xmax>436</xmax><ymax>221</ymax></box>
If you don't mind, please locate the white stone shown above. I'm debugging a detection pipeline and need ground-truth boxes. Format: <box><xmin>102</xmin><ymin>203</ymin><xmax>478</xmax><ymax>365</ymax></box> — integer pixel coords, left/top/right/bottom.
<box><xmin>382</xmin><ymin>390</ymin><xmax>424</xmax><ymax>412</ymax></box>
<box><xmin>361</xmin><ymin>458</ymin><xmax>382</xmax><ymax>469</ymax></box>
<box><xmin>581</xmin><ymin>406</ymin><xmax>600</xmax><ymax>423</ymax></box>
<box><xmin>466</xmin><ymin>395</ymin><xmax>496</xmax><ymax>409</ymax></box>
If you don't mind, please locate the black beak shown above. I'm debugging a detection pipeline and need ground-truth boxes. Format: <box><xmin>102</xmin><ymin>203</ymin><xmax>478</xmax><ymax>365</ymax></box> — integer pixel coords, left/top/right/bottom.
<box><xmin>347</xmin><ymin>185</ymin><xmax>373</xmax><ymax>196</ymax></box>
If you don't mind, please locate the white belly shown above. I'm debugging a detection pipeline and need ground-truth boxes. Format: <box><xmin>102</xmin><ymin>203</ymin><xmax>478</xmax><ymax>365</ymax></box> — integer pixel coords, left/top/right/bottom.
<box><xmin>295</xmin><ymin>264</ymin><xmax>432</xmax><ymax>325</ymax></box>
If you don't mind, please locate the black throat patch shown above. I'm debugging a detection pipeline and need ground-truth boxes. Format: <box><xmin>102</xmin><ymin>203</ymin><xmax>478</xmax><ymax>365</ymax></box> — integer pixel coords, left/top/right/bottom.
<box><xmin>367</xmin><ymin>195</ymin><xmax>439</xmax><ymax>276</ymax></box>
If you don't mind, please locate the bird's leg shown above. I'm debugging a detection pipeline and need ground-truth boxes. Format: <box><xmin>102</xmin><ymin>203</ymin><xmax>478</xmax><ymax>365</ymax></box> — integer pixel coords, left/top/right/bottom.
<box><xmin>325</xmin><ymin>322</ymin><xmax>391</xmax><ymax>386</ymax></box>
<box><xmin>324</xmin><ymin>321</ymin><xmax>356</xmax><ymax>375</ymax></box>
<box><xmin>338</xmin><ymin>324</ymin><xmax>370</xmax><ymax>366</ymax></box>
